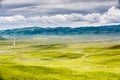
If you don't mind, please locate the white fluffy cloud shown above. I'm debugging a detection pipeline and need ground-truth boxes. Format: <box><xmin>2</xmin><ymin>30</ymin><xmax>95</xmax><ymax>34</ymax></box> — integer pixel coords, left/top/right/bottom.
<box><xmin>0</xmin><ymin>6</ymin><xmax>120</xmax><ymax>29</ymax></box>
<box><xmin>0</xmin><ymin>15</ymin><xmax>25</xmax><ymax>23</ymax></box>
<box><xmin>100</xmin><ymin>6</ymin><xmax>120</xmax><ymax>24</ymax></box>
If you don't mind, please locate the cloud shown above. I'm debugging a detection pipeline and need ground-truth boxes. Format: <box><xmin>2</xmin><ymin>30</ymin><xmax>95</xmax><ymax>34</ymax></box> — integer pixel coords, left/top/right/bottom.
<box><xmin>0</xmin><ymin>0</ymin><xmax>120</xmax><ymax>29</ymax></box>
<box><xmin>0</xmin><ymin>0</ymin><xmax>3</xmax><ymax>7</ymax></box>
<box><xmin>0</xmin><ymin>5</ymin><xmax>120</xmax><ymax>29</ymax></box>
<box><xmin>100</xmin><ymin>6</ymin><xmax>120</xmax><ymax>24</ymax></box>
<box><xmin>0</xmin><ymin>0</ymin><xmax>116</xmax><ymax>16</ymax></box>
<box><xmin>0</xmin><ymin>15</ymin><xmax>25</xmax><ymax>23</ymax></box>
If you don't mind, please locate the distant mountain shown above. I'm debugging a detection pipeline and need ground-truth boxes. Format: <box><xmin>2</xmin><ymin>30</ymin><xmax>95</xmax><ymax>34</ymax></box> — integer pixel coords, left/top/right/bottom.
<box><xmin>0</xmin><ymin>24</ymin><xmax>120</xmax><ymax>36</ymax></box>
<box><xmin>0</xmin><ymin>36</ymin><xmax>7</xmax><ymax>40</ymax></box>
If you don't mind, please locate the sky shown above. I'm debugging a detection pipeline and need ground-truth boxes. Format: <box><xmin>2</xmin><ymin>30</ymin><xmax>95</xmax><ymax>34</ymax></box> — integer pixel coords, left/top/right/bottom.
<box><xmin>0</xmin><ymin>0</ymin><xmax>120</xmax><ymax>29</ymax></box>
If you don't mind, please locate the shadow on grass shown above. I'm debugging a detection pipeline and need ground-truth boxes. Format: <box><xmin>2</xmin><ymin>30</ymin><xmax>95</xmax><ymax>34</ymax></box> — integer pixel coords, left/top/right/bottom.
<box><xmin>108</xmin><ymin>44</ymin><xmax>120</xmax><ymax>49</ymax></box>
<box><xmin>29</xmin><ymin>44</ymin><xmax>67</xmax><ymax>50</ymax></box>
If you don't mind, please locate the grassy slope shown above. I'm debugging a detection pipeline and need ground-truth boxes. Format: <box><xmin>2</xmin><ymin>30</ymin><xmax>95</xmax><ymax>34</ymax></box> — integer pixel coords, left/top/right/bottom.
<box><xmin>0</xmin><ymin>38</ymin><xmax>120</xmax><ymax>80</ymax></box>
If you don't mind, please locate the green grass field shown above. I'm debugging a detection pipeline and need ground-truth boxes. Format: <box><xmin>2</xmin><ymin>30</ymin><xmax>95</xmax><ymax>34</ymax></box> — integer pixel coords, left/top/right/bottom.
<box><xmin>0</xmin><ymin>36</ymin><xmax>120</xmax><ymax>80</ymax></box>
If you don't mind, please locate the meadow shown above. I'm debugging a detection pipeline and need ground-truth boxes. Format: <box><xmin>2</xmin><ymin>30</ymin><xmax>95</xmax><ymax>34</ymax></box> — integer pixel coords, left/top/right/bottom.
<box><xmin>0</xmin><ymin>35</ymin><xmax>120</xmax><ymax>80</ymax></box>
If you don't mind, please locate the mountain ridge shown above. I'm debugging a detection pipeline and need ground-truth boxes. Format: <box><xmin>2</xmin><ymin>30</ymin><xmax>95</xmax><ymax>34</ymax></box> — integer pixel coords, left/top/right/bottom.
<box><xmin>0</xmin><ymin>24</ymin><xmax>120</xmax><ymax>36</ymax></box>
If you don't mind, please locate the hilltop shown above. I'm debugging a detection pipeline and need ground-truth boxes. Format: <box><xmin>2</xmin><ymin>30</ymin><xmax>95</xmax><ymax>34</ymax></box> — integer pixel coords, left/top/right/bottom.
<box><xmin>0</xmin><ymin>24</ymin><xmax>120</xmax><ymax>36</ymax></box>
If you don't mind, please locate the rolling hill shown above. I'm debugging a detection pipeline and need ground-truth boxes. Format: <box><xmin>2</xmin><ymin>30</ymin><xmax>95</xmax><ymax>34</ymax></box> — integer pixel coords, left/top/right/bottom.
<box><xmin>0</xmin><ymin>36</ymin><xmax>7</xmax><ymax>40</ymax></box>
<box><xmin>0</xmin><ymin>24</ymin><xmax>120</xmax><ymax>36</ymax></box>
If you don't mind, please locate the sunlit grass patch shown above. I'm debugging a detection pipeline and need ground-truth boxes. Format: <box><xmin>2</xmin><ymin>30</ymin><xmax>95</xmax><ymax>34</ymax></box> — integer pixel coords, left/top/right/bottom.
<box><xmin>0</xmin><ymin>38</ymin><xmax>119</xmax><ymax>80</ymax></box>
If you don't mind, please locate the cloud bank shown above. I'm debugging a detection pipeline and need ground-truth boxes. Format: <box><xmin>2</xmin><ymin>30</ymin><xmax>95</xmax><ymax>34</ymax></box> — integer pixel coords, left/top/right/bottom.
<box><xmin>0</xmin><ymin>0</ymin><xmax>119</xmax><ymax>29</ymax></box>
<box><xmin>0</xmin><ymin>6</ymin><xmax>120</xmax><ymax>29</ymax></box>
<box><xmin>1</xmin><ymin>0</ymin><xmax>115</xmax><ymax>16</ymax></box>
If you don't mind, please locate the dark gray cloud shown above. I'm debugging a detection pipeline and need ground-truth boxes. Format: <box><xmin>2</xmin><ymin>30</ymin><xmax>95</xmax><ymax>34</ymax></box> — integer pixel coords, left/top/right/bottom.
<box><xmin>0</xmin><ymin>0</ymin><xmax>116</xmax><ymax>16</ymax></box>
<box><xmin>0</xmin><ymin>0</ymin><xmax>3</xmax><ymax>8</ymax></box>
<box><xmin>3</xmin><ymin>3</ymin><xmax>38</xmax><ymax>9</ymax></box>
<box><xmin>117</xmin><ymin>0</ymin><xmax>120</xmax><ymax>9</ymax></box>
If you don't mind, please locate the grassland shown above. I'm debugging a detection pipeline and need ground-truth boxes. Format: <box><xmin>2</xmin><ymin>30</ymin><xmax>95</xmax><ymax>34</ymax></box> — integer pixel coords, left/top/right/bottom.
<box><xmin>0</xmin><ymin>36</ymin><xmax>120</xmax><ymax>80</ymax></box>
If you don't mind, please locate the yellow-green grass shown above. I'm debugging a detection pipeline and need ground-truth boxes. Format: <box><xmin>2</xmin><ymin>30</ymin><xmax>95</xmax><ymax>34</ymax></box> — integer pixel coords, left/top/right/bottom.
<box><xmin>0</xmin><ymin>38</ymin><xmax>120</xmax><ymax>80</ymax></box>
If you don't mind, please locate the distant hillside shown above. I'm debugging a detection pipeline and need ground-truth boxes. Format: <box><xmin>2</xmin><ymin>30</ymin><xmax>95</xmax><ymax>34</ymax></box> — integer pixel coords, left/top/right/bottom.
<box><xmin>0</xmin><ymin>24</ymin><xmax>120</xmax><ymax>36</ymax></box>
<box><xmin>0</xmin><ymin>36</ymin><xmax>7</xmax><ymax>40</ymax></box>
